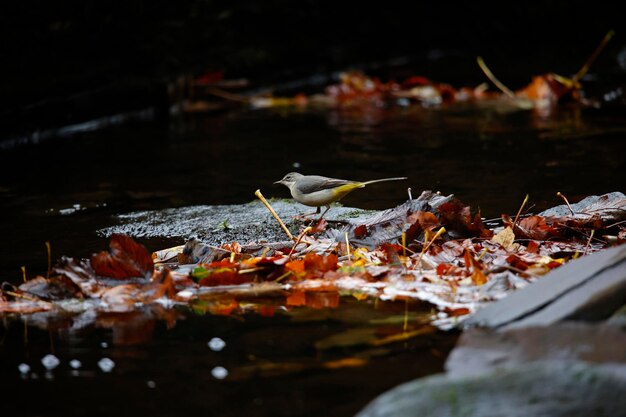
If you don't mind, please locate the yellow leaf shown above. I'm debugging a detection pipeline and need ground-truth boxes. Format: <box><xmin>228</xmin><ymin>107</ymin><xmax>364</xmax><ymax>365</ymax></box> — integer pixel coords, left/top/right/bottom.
<box><xmin>493</xmin><ymin>226</ymin><xmax>516</xmax><ymax>250</ymax></box>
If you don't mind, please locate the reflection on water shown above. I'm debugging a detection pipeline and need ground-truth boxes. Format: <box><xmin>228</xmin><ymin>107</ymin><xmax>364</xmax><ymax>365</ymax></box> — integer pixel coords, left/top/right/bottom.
<box><xmin>1</xmin><ymin>298</ymin><xmax>456</xmax><ymax>416</ymax></box>
<box><xmin>0</xmin><ymin>100</ymin><xmax>624</xmax><ymax>416</ymax></box>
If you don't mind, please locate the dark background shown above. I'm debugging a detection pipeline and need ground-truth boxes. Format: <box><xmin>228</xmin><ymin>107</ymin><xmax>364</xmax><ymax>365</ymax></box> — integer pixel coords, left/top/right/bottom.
<box><xmin>1</xmin><ymin>0</ymin><xmax>625</xmax><ymax>140</ymax></box>
<box><xmin>0</xmin><ymin>1</ymin><xmax>625</xmax><ymax>278</ymax></box>
<box><xmin>0</xmin><ymin>4</ymin><xmax>625</xmax><ymax>417</ymax></box>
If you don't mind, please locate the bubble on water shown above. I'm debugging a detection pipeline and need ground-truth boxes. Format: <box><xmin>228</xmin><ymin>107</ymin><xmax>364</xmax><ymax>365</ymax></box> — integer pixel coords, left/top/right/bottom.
<box><xmin>41</xmin><ymin>354</ymin><xmax>60</xmax><ymax>370</ymax></box>
<box><xmin>208</xmin><ymin>337</ymin><xmax>226</xmax><ymax>351</ymax></box>
<box><xmin>147</xmin><ymin>380</ymin><xmax>156</xmax><ymax>389</ymax></box>
<box><xmin>211</xmin><ymin>366</ymin><xmax>228</xmax><ymax>380</ymax></box>
<box><xmin>18</xmin><ymin>363</ymin><xmax>31</xmax><ymax>374</ymax></box>
<box><xmin>69</xmin><ymin>359</ymin><xmax>82</xmax><ymax>369</ymax></box>
<box><xmin>98</xmin><ymin>357</ymin><xmax>115</xmax><ymax>373</ymax></box>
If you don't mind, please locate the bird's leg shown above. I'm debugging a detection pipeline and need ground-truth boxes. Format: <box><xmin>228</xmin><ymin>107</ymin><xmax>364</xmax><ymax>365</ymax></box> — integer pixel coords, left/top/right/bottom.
<box><xmin>294</xmin><ymin>206</ymin><xmax>321</xmax><ymax>220</ymax></box>
<box><xmin>317</xmin><ymin>205</ymin><xmax>331</xmax><ymax>221</ymax></box>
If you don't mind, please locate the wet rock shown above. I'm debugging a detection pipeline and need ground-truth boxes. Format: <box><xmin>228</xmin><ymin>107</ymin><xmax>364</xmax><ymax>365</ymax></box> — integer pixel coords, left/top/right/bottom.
<box><xmin>99</xmin><ymin>191</ymin><xmax>452</xmax><ymax>249</ymax></box>
<box><xmin>539</xmin><ymin>191</ymin><xmax>626</xmax><ymax>223</ymax></box>
<box><xmin>357</xmin><ymin>361</ymin><xmax>626</xmax><ymax>417</ymax></box>
<box><xmin>445</xmin><ymin>323</ymin><xmax>626</xmax><ymax>377</ymax></box>
<box><xmin>99</xmin><ymin>200</ymin><xmax>375</xmax><ymax>246</ymax></box>
<box><xmin>607</xmin><ymin>304</ymin><xmax>626</xmax><ymax>329</ymax></box>
<box><xmin>466</xmin><ymin>243</ymin><xmax>626</xmax><ymax>329</ymax></box>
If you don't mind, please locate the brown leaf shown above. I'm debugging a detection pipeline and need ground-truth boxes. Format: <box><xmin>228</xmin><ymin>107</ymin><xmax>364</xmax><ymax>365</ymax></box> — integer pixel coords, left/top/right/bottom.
<box><xmin>91</xmin><ymin>234</ymin><xmax>154</xmax><ymax>279</ymax></box>
<box><xmin>514</xmin><ymin>216</ymin><xmax>560</xmax><ymax>240</ymax></box>
<box><xmin>54</xmin><ymin>256</ymin><xmax>104</xmax><ymax>297</ymax></box>
<box><xmin>438</xmin><ymin>199</ymin><xmax>492</xmax><ymax>238</ymax></box>
<box><xmin>19</xmin><ymin>275</ymin><xmax>83</xmax><ymax>301</ymax></box>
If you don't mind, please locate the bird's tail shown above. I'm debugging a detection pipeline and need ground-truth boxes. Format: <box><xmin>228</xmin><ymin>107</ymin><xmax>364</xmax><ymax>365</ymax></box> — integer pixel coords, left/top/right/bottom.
<box><xmin>361</xmin><ymin>177</ymin><xmax>407</xmax><ymax>186</ymax></box>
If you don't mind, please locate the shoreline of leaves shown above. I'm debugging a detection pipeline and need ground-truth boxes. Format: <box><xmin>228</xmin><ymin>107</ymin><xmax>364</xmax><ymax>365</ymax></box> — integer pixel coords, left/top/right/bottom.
<box><xmin>1</xmin><ymin>191</ymin><xmax>624</xmax><ymax>330</ymax></box>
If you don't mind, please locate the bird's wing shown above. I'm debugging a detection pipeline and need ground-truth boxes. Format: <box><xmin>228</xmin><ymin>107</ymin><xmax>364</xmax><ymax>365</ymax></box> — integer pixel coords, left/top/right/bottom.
<box><xmin>296</xmin><ymin>176</ymin><xmax>355</xmax><ymax>194</ymax></box>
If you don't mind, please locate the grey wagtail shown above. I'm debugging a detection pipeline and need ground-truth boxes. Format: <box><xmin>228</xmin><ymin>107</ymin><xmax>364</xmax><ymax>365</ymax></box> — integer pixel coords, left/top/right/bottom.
<box><xmin>274</xmin><ymin>172</ymin><xmax>407</xmax><ymax>218</ymax></box>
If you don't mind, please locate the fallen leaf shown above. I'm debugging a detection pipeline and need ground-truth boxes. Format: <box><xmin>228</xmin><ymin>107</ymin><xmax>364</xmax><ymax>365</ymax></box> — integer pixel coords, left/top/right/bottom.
<box><xmin>91</xmin><ymin>234</ymin><xmax>154</xmax><ymax>279</ymax></box>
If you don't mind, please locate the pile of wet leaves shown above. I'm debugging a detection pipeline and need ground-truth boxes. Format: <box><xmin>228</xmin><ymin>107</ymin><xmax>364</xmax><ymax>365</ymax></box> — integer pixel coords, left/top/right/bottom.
<box><xmin>1</xmin><ymin>191</ymin><xmax>624</xmax><ymax>331</ymax></box>
<box><xmin>187</xmin><ymin>31</ymin><xmax>623</xmax><ymax>116</ymax></box>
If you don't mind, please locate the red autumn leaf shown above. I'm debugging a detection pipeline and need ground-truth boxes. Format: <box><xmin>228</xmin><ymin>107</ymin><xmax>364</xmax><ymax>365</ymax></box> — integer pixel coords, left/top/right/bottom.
<box><xmin>526</xmin><ymin>240</ymin><xmax>540</xmax><ymax>253</ymax></box>
<box><xmin>380</xmin><ymin>243</ymin><xmax>404</xmax><ymax>265</ymax></box>
<box><xmin>437</xmin><ymin>263</ymin><xmax>453</xmax><ymax>276</ymax></box>
<box><xmin>91</xmin><ymin>234</ymin><xmax>154</xmax><ymax>279</ymax></box>
<box><xmin>195</xmin><ymin>70</ymin><xmax>224</xmax><ymax>85</ymax></box>
<box><xmin>353</xmin><ymin>224</ymin><xmax>369</xmax><ymax>239</ymax></box>
<box><xmin>436</xmin><ymin>263</ymin><xmax>465</xmax><ymax>277</ymax></box>
<box><xmin>258</xmin><ymin>305</ymin><xmax>276</xmax><ymax>317</ymax></box>
<box><xmin>402</xmin><ymin>76</ymin><xmax>431</xmax><ymax>88</ymax></box>
<box><xmin>506</xmin><ymin>254</ymin><xmax>529</xmax><ymax>271</ymax></box>
<box><xmin>309</xmin><ymin>219</ymin><xmax>328</xmax><ymax>234</ymax></box>
<box><xmin>405</xmin><ymin>210</ymin><xmax>441</xmax><ymax>243</ymax></box>
<box><xmin>514</xmin><ymin>215</ymin><xmax>560</xmax><ymax>240</ymax></box>
<box><xmin>198</xmin><ymin>270</ymin><xmax>248</xmax><ymax>287</ymax></box>
<box><xmin>438</xmin><ymin>199</ymin><xmax>492</xmax><ymax>238</ymax></box>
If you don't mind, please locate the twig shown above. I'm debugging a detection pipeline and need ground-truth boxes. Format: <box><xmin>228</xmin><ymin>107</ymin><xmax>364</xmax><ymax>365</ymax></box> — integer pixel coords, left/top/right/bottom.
<box><xmin>477</xmin><ymin>56</ymin><xmax>516</xmax><ymax>98</ymax></box>
<box><xmin>403</xmin><ymin>299</ymin><xmax>409</xmax><ymax>332</ymax></box>
<box><xmin>407</xmin><ymin>187</ymin><xmax>413</xmax><ymax>201</ymax></box>
<box><xmin>417</xmin><ymin>227</ymin><xmax>446</xmax><ymax>271</ymax></box>
<box><xmin>205</xmin><ymin>86</ymin><xmax>250</xmax><ymax>103</ymax></box>
<box><xmin>4</xmin><ymin>291</ymin><xmax>41</xmax><ymax>302</ymax></box>
<box><xmin>605</xmin><ymin>220</ymin><xmax>626</xmax><ymax>229</ymax></box>
<box><xmin>512</xmin><ymin>194</ymin><xmax>529</xmax><ymax>230</ymax></box>
<box><xmin>401</xmin><ymin>232</ymin><xmax>407</xmax><ymax>257</ymax></box>
<box><xmin>572</xmin><ymin>30</ymin><xmax>615</xmax><ymax>84</ymax></box>
<box><xmin>556</xmin><ymin>192</ymin><xmax>575</xmax><ymax>216</ymax></box>
<box><xmin>288</xmin><ymin>227</ymin><xmax>312</xmax><ymax>260</ymax></box>
<box><xmin>21</xmin><ymin>266</ymin><xmax>27</xmax><ymax>283</ymax></box>
<box><xmin>45</xmin><ymin>241</ymin><xmax>51</xmax><ymax>279</ymax></box>
<box><xmin>584</xmin><ymin>230</ymin><xmax>595</xmax><ymax>256</ymax></box>
<box><xmin>345</xmin><ymin>232</ymin><xmax>351</xmax><ymax>261</ymax></box>
<box><xmin>255</xmin><ymin>189</ymin><xmax>294</xmax><ymax>241</ymax></box>
<box><xmin>274</xmin><ymin>271</ymin><xmax>292</xmax><ymax>283</ymax></box>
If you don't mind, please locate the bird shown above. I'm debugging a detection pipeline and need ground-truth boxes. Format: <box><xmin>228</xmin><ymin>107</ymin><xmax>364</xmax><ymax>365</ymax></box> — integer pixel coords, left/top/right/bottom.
<box><xmin>274</xmin><ymin>172</ymin><xmax>407</xmax><ymax>219</ymax></box>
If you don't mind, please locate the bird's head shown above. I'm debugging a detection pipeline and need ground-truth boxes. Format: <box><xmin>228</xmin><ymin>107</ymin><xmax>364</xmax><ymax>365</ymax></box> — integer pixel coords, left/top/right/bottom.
<box><xmin>274</xmin><ymin>172</ymin><xmax>302</xmax><ymax>187</ymax></box>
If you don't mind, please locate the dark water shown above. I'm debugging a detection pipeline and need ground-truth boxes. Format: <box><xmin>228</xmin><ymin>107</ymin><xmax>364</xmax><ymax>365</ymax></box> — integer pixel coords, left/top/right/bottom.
<box><xmin>1</xmin><ymin>102</ymin><xmax>625</xmax><ymax>416</ymax></box>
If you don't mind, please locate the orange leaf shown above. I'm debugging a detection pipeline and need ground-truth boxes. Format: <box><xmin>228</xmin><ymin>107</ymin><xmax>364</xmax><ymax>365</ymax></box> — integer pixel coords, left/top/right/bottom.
<box><xmin>471</xmin><ymin>268</ymin><xmax>488</xmax><ymax>285</ymax></box>
<box><xmin>286</xmin><ymin>290</ymin><xmax>306</xmax><ymax>306</ymax></box>
<box><xmin>444</xmin><ymin>307</ymin><xmax>471</xmax><ymax>317</ymax></box>
<box><xmin>303</xmin><ymin>253</ymin><xmax>338</xmax><ymax>274</ymax></box>
<box><xmin>198</xmin><ymin>270</ymin><xmax>248</xmax><ymax>286</ymax></box>
<box><xmin>305</xmin><ymin>292</ymin><xmax>340</xmax><ymax>309</ymax></box>
<box><xmin>285</xmin><ymin>259</ymin><xmax>305</xmax><ymax>274</ymax></box>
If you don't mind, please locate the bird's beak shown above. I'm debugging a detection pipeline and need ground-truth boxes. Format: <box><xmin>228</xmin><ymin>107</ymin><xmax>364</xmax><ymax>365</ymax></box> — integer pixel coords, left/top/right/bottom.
<box><xmin>274</xmin><ymin>180</ymin><xmax>283</xmax><ymax>185</ymax></box>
